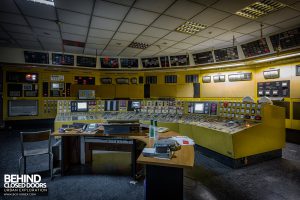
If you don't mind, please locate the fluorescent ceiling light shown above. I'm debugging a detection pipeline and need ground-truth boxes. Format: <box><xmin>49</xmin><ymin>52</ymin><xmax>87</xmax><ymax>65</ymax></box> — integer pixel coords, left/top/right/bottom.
<box><xmin>236</xmin><ymin>0</ymin><xmax>286</xmax><ymax>19</ymax></box>
<box><xmin>176</xmin><ymin>21</ymin><xmax>207</xmax><ymax>35</ymax></box>
<box><xmin>27</xmin><ymin>0</ymin><xmax>55</xmax><ymax>6</ymax></box>
<box><xmin>201</xmin><ymin>63</ymin><xmax>244</xmax><ymax>70</ymax></box>
<box><xmin>254</xmin><ymin>52</ymin><xmax>300</xmax><ymax>63</ymax></box>
<box><xmin>128</xmin><ymin>42</ymin><xmax>150</xmax><ymax>49</ymax></box>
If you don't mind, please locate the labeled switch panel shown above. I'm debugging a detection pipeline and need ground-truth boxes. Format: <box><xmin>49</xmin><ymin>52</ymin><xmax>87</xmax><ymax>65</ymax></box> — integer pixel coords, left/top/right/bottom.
<box><xmin>219</xmin><ymin>102</ymin><xmax>262</xmax><ymax>120</ymax></box>
<box><xmin>257</xmin><ymin>80</ymin><xmax>290</xmax><ymax>97</ymax></box>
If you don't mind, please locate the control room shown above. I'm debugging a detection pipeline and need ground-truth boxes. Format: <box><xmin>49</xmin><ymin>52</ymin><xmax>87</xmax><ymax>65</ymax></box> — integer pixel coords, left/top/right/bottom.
<box><xmin>0</xmin><ymin>0</ymin><xmax>299</xmax><ymax>200</ymax></box>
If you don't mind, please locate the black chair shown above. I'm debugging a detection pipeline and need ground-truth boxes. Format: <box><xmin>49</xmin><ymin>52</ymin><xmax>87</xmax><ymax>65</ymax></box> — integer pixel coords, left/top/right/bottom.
<box><xmin>19</xmin><ymin>130</ymin><xmax>53</xmax><ymax>179</ymax></box>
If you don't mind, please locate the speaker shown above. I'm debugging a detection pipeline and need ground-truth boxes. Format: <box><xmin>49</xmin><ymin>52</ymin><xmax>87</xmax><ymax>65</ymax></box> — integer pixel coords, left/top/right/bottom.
<box><xmin>144</xmin><ymin>84</ymin><xmax>150</xmax><ymax>98</ymax></box>
<box><xmin>193</xmin><ymin>83</ymin><xmax>200</xmax><ymax>98</ymax></box>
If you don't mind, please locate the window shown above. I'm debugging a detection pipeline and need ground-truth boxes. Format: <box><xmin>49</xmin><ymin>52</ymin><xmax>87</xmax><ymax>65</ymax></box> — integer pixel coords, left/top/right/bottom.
<box><xmin>165</xmin><ymin>75</ymin><xmax>177</xmax><ymax>83</ymax></box>
<box><xmin>145</xmin><ymin>76</ymin><xmax>157</xmax><ymax>84</ymax></box>
<box><xmin>185</xmin><ymin>75</ymin><xmax>198</xmax><ymax>83</ymax></box>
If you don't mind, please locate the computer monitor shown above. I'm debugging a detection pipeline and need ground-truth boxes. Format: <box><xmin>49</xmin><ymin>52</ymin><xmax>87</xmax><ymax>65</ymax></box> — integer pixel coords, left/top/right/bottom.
<box><xmin>77</xmin><ymin>102</ymin><xmax>88</xmax><ymax>112</ymax></box>
<box><xmin>194</xmin><ymin>103</ymin><xmax>204</xmax><ymax>114</ymax></box>
<box><xmin>132</xmin><ymin>101</ymin><xmax>141</xmax><ymax>109</ymax></box>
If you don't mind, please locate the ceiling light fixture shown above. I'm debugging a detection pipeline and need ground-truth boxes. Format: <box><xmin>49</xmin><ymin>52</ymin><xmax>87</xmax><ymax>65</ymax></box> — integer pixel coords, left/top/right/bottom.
<box><xmin>254</xmin><ymin>52</ymin><xmax>300</xmax><ymax>63</ymax></box>
<box><xmin>128</xmin><ymin>42</ymin><xmax>150</xmax><ymax>49</ymax></box>
<box><xmin>176</xmin><ymin>21</ymin><xmax>207</xmax><ymax>34</ymax></box>
<box><xmin>201</xmin><ymin>63</ymin><xmax>245</xmax><ymax>70</ymax></box>
<box><xmin>235</xmin><ymin>0</ymin><xmax>286</xmax><ymax>19</ymax></box>
<box><xmin>27</xmin><ymin>0</ymin><xmax>55</xmax><ymax>6</ymax></box>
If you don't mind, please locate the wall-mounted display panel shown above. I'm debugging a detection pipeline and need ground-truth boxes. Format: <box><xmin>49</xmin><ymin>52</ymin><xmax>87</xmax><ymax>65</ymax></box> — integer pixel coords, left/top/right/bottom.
<box><xmin>257</xmin><ymin>80</ymin><xmax>290</xmax><ymax>97</ymax></box>
<box><xmin>120</xmin><ymin>58</ymin><xmax>139</xmax><ymax>68</ymax></box>
<box><xmin>6</xmin><ymin>72</ymin><xmax>38</xmax><ymax>83</ymax></box>
<box><xmin>241</xmin><ymin>38</ymin><xmax>270</xmax><ymax>58</ymax></box>
<box><xmin>270</xmin><ymin>27</ymin><xmax>300</xmax><ymax>51</ymax></box>
<box><xmin>52</xmin><ymin>53</ymin><xmax>74</xmax><ymax>66</ymax></box>
<box><xmin>74</xmin><ymin>76</ymin><xmax>95</xmax><ymax>85</ymax></box>
<box><xmin>213</xmin><ymin>75</ymin><xmax>225</xmax><ymax>83</ymax></box>
<box><xmin>228</xmin><ymin>73</ymin><xmax>252</xmax><ymax>82</ymax></box>
<box><xmin>24</xmin><ymin>51</ymin><xmax>49</xmax><ymax>64</ymax></box>
<box><xmin>8</xmin><ymin>100</ymin><xmax>38</xmax><ymax>116</ymax></box>
<box><xmin>193</xmin><ymin>51</ymin><xmax>214</xmax><ymax>64</ymax></box>
<box><xmin>170</xmin><ymin>55</ymin><xmax>189</xmax><ymax>66</ymax></box>
<box><xmin>296</xmin><ymin>65</ymin><xmax>300</xmax><ymax>76</ymax></box>
<box><xmin>214</xmin><ymin>47</ymin><xmax>238</xmax><ymax>62</ymax></box>
<box><xmin>160</xmin><ymin>56</ymin><xmax>170</xmax><ymax>67</ymax></box>
<box><xmin>142</xmin><ymin>57</ymin><xmax>160</xmax><ymax>68</ymax></box>
<box><xmin>78</xmin><ymin>90</ymin><xmax>95</xmax><ymax>100</ymax></box>
<box><xmin>263</xmin><ymin>69</ymin><xmax>280</xmax><ymax>79</ymax></box>
<box><xmin>165</xmin><ymin>75</ymin><xmax>177</xmax><ymax>83</ymax></box>
<box><xmin>186</xmin><ymin>75</ymin><xmax>199</xmax><ymax>83</ymax></box>
<box><xmin>100</xmin><ymin>58</ymin><xmax>119</xmax><ymax>68</ymax></box>
<box><xmin>116</xmin><ymin>78</ymin><xmax>129</xmax><ymax>84</ymax></box>
<box><xmin>100</xmin><ymin>78</ymin><xmax>112</xmax><ymax>84</ymax></box>
<box><xmin>77</xmin><ymin>56</ymin><xmax>96</xmax><ymax>68</ymax></box>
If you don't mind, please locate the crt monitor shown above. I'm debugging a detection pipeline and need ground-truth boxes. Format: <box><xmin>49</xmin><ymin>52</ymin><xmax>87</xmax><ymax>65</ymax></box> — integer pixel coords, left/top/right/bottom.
<box><xmin>194</xmin><ymin>103</ymin><xmax>204</xmax><ymax>114</ymax></box>
<box><xmin>77</xmin><ymin>102</ymin><xmax>88</xmax><ymax>112</ymax></box>
<box><xmin>132</xmin><ymin>101</ymin><xmax>141</xmax><ymax>109</ymax></box>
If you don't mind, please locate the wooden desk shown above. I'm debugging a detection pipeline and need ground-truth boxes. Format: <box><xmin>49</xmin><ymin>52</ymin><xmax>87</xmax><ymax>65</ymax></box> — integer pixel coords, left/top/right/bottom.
<box><xmin>52</xmin><ymin>129</ymin><xmax>194</xmax><ymax>200</ymax></box>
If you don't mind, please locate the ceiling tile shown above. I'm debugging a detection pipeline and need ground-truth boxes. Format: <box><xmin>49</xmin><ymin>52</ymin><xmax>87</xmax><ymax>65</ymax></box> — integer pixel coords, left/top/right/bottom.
<box><xmin>154</xmin><ymin>39</ymin><xmax>177</xmax><ymax>48</ymax></box>
<box><xmin>61</xmin><ymin>23</ymin><xmax>88</xmax><ymax>36</ymax></box>
<box><xmin>105</xmin><ymin>46</ymin><xmax>125</xmax><ymax>52</ymax></box>
<box><xmin>118</xmin><ymin>22</ymin><xmax>147</xmax><ymax>34</ymax></box>
<box><xmin>42</xmin><ymin>43</ymin><xmax>62</xmax><ymax>52</ymax></box>
<box><xmin>58</xmin><ymin>9</ymin><xmax>90</xmax><ymax>26</ymax></box>
<box><xmin>62</xmin><ymin>33</ymin><xmax>86</xmax><ymax>42</ymax></box>
<box><xmin>214</xmin><ymin>31</ymin><xmax>243</xmax><ymax>41</ymax></box>
<box><xmin>278</xmin><ymin>0</ymin><xmax>299</xmax><ymax>6</ymax></box>
<box><xmin>10</xmin><ymin>32</ymin><xmax>37</xmax><ymax>41</ymax></box>
<box><xmin>0</xmin><ymin>29</ymin><xmax>10</xmax><ymax>39</ymax></box>
<box><xmin>233</xmin><ymin>21</ymin><xmax>262</xmax><ymax>34</ymax></box>
<box><xmin>102</xmin><ymin>49</ymin><xmax>122</xmax><ymax>56</ymax></box>
<box><xmin>64</xmin><ymin>46</ymin><xmax>84</xmax><ymax>54</ymax></box>
<box><xmin>135</xmin><ymin>35</ymin><xmax>158</xmax><ymax>44</ymax></box>
<box><xmin>189</xmin><ymin>0</ymin><xmax>218</xmax><ymax>6</ymax></box>
<box><xmin>250</xmin><ymin>26</ymin><xmax>281</xmax><ymax>37</ymax></box>
<box><xmin>134</xmin><ymin>0</ymin><xmax>175</xmax><ymax>13</ymax></box>
<box><xmin>235</xmin><ymin>34</ymin><xmax>255</xmax><ymax>44</ymax></box>
<box><xmin>182</xmin><ymin>36</ymin><xmax>208</xmax><ymax>44</ymax></box>
<box><xmin>191</xmin><ymin>8</ymin><xmax>230</xmax><ymax>26</ymax></box>
<box><xmin>84</xmin><ymin>48</ymin><xmax>100</xmax><ymax>56</ymax></box>
<box><xmin>120</xmin><ymin>47</ymin><xmax>143</xmax><ymax>56</ymax></box>
<box><xmin>199</xmin><ymin>38</ymin><xmax>229</xmax><ymax>47</ymax></box>
<box><xmin>0</xmin><ymin>13</ymin><xmax>27</xmax><ymax>25</ymax></box>
<box><xmin>146</xmin><ymin>45</ymin><xmax>165</xmax><ymax>51</ymax></box>
<box><xmin>125</xmin><ymin>8</ymin><xmax>160</xmax><ymax>25</ymax></box>
<box><xmin>87</xmin><ymin>37</ymin><xmax>110</xmax><ymax>44</ymax></box>
<box><xmin>172</xmin><ymin>43</ymin><xmax>193</xmax><ymax>49</ymax></box>
<box><xmin>196</xmin><ymin>27</ymin><xmax>226</xmax><ymax>38</ymax></box>
<box><xmin>212</xmin><ymin>0</ymin><xmax>256</xmax><ymax>13</ymax></box>
<box><xmin>85</xmin><ymin>43</ymin><xmax>106</xmax><ymax>49</ymax></box>
<box><xmin>214</xmin><ymin>15</ymin><xmax>251</xmax><ymax>30</ymax></box>
<box><xmin>137</xmin><ymin>50</ymin><xmax>158</xmax><ymax>57</ymax></box>
<box><xmin>113</xmin><ymin>32</ymin><xmax>138</xmax><ymax>41</ymax></box>
<box><xmin>17</xmin><ymin>40</ymin><xmax>41</xmax><ymax>49</ymax></box>
<box><xmin>108</xmin><ymin>39</ymin><xmax>130</xmax><ymax>47</ymax></box>
<box><xmin>162</xmin><ymin>48</ymin><xmax>182</xmax><ymax>54</ymax></box>
<box><xmin>55</xmin><ymin>0</ymin><xmax>94</xmax><ymax>14</ymax></box>
<box><xmin>33</xmin><ymin>28</ymin><xmax>60</xmax><ymax>38</ymax></box>
<box><xmin>275</xmin><ymin>16</ymin><xmax>300</xmax><ymax>29</ymax></box>
<box><xmin>291</xmin><ymin>1</ymin><xmax>300</xmax><ymax>9</ymax></box>
<box><xmin>257</xmin><ymin>7</ymin><xmax>300</xmax><ymax>25</ymax></box>
<box><xmin>89</xmin><ymin>28</ymin><xmax>114</xmax><ymax>38</ymax></box>
<box><xmin>2</xmin><ymin>24</ymin><xmax>32</xmax><ymax>34</ymax></box>
<box><xmin>94</xmin><ymin>0</ymin><xmax>130</xmax><ymax>20</ymax></box>
<box><xmin>188</xmin><ymin>44</ymin><xmax>210</xmax><ymax>51</ymax></box>
<box><xmin>163</xmin><ymin>32</ymin><xmax>190</xmax><ymax>41</ymax></box>
<box><xmin>39</xmin><ymin>36</ymin><xmax>62</xmax><ymax>44</ymax></box>
<box><xmin>142</xmin><ymin>27</ymin><xmax>170</xmax><ymax>38</ymax></box>
<box><xmin>0</xmin><ymin>0</ymin><xmax>20</xmax><ymax>14</ymax></box>
<box><xmin>15</xmin><ymin>0</ymin><xmax>56</xmax><ymax>20</ymax></box>
<box><xmin>165</xmin><ymin>0</ymin><xmax>206</xmax><ymax>20</ymax></box>
<box><xmin>105</xmin><ymin>0</ymin><xmax>135</xmax><ymax>6</ymax></box>
<box><xmin>91</xmin><ymin>16</ymin><xmax>121</xmax><ymax>31</ymax></box>
<box><xmin>27</xmin><ymin>17</ymin><xmax>59</xmax><ymax>31</ymax></box>
<box><xmin>152</xmin><ymin>15</ymin><xmax>186</xmax><ymax>30</ymax></box>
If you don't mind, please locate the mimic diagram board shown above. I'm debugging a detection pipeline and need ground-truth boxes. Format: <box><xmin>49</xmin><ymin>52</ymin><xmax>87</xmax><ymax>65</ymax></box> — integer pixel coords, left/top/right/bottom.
<box><xmin>160</xmin><ymin>56</ymin><xmax>170</xmax><ymax>67</ymax></box>
<box><xmin>142</xmin><ymin>57</ymin><xmax>160</xmax><ymax>68</ymax></box>
<box><xmin>214</xmin><ymin>47</ymin><xmax>238</xmax><ymax>62</ymax></box>
<box><xmin>241</xmin><ymin>38</ymin><xmax>270</xmax><ymax>58</ymax></box>
<box><xmin>100</xmin><ymin>58</ymin><xmax>119</xmax><ymax>68</ymax></box>
<box><xmin>52</xmin><ymin>53</ymin><xmax>74</xmax><ymax>66</ymax></box>
<box><xmin>77</xmin><ymin>56</ymin><xmax>96</xmax><ymax>68</ymax></box>
<box><xmin>270</xmin><ymin>27</ymin><xmax>300</xmax><ymax>51</ymax></box>
<box><xmin>24</xmin><ymin>51</ymin><xmax>49</xmax><ymax>64</ymax></box>
<box><xmin>120</xmin><ymin>58</ymin><xmax>139</xmax><ymax>68</ymax></box>
<box><xmin>170</xmin><ymin>55</ymin><xmax>189</xmax><ymax>66</ymax></box>
<box><xmin>257</xmin><ymin>80</ymin><xmax>290</xmax><ymax>97</ymax></box>
<box><xmin>193</xmin><ymin>51</ymin><xmax>214</xmax><ymax>64</ymax></box>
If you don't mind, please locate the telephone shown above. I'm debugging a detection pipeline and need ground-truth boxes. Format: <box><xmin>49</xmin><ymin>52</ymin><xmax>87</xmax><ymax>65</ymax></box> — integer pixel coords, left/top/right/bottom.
<box><xmin>154</xmin><ymin>139</ymin><xmax>181</xmax><ymax>153</ymax></box>
<box><xmin>82</xmin><ymin>123</ymin><xmax>100</xmax><ymax>132</ymax></box>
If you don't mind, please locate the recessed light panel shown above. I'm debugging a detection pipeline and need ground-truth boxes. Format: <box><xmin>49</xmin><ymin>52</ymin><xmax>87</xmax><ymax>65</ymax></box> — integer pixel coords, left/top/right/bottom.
<box><xmin>176</xmin><ymin>21</ymin><xmax>207</xmax><ymax>34</ymax></box>
<box><xmin>236</xmin><ymin>0</ymin><xmax>286</xmax><ymax>19</ymax></box>
<box><xmin>27</xmin><ymin>0</ymin><xmax>55</xmax><ymax>6</ymax></box>
<box><xmin>128</xmin><ymin>42</ymin><xmax>150</xmax><ymax>49</ymax></box>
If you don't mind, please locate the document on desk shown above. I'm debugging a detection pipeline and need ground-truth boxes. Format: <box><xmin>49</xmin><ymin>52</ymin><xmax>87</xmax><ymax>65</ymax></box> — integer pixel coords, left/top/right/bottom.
<box><xmin>171</xmin><ymin>136</ymin><xmax>194</xmax><ymax>146</ymax></box>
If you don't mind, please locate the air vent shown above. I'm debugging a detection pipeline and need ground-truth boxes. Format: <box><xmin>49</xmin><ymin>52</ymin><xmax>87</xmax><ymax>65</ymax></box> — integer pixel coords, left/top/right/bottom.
<box><xmin>236</xmin><ymin>0</ymin><xmax>286</xmax><ymax>19</ymax></box>
<box><xmin>128</xmin><ymin>42</ymin><xmax>150</xmax><ymax>49</ymax></box>
<box><xmin>176</xmin><ymin>21</ymin><xmax>207</xmax><ymax>34</ymax></box>
<box><xmin>63</xmin><ymin>40</ymin><xmax>85</xmax><ymax>48</ymax></box>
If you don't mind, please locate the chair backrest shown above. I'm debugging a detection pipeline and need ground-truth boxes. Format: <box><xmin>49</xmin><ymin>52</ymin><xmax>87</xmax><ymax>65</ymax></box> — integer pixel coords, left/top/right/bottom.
<box><xmin>20</xmin><ymin>130</ymin><xmax>52</xmax><ymax>156</ymax></box>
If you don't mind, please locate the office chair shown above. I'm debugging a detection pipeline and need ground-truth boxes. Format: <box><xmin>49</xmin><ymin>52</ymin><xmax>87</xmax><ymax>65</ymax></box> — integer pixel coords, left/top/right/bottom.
<box><xmin>19</xmin><ymin>130</ymin><xmax>53</xmax><ymax>179</ymax></box>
